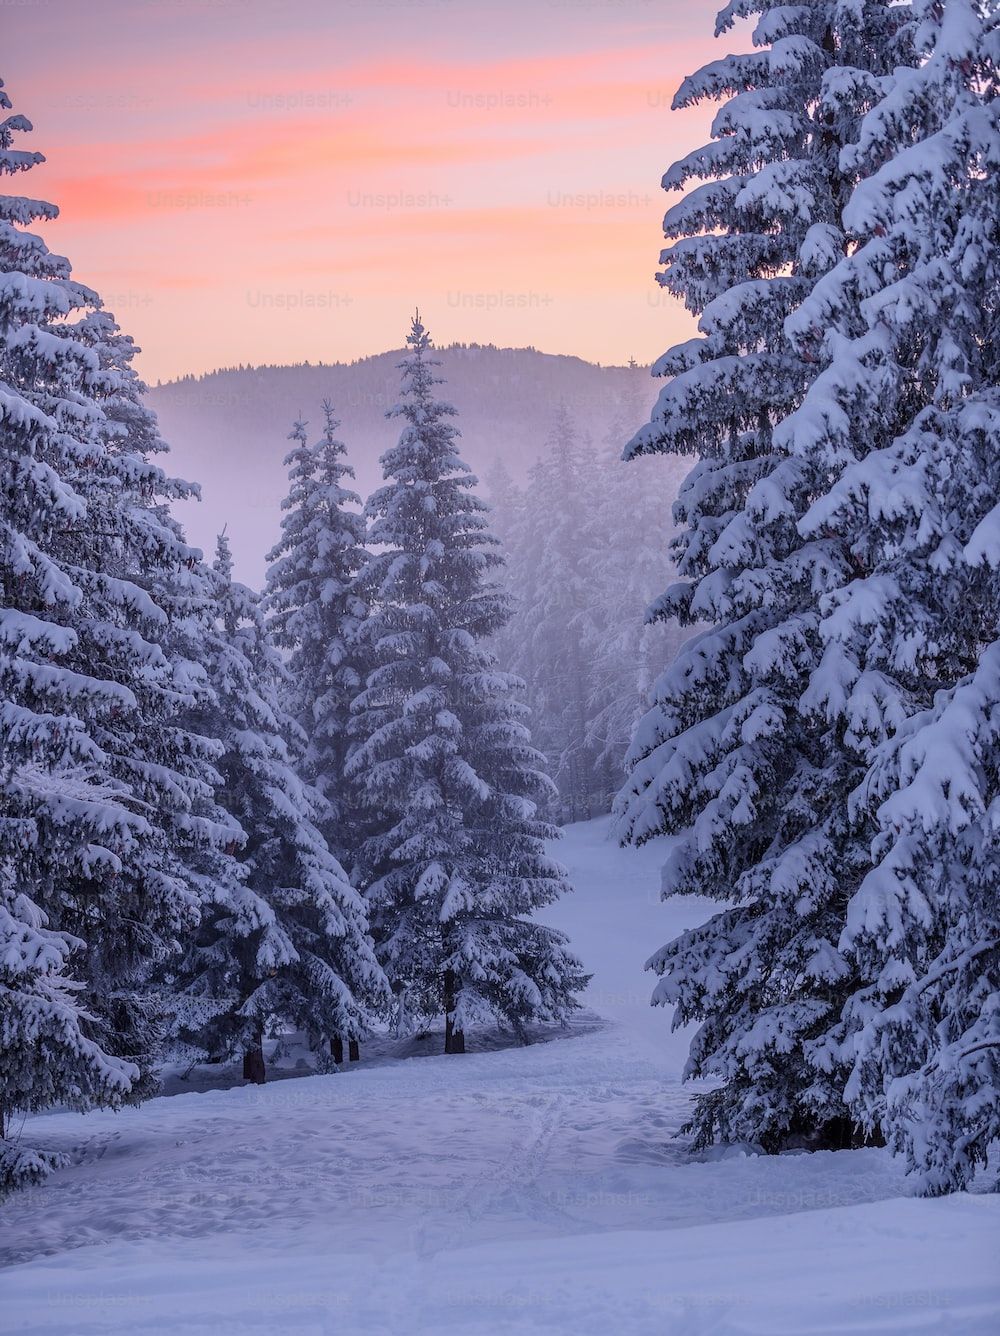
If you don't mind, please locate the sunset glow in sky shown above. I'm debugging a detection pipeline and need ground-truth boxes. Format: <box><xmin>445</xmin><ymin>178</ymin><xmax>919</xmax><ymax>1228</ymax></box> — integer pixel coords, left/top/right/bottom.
<box><xmin>6</xmin><ymin>0</ymin><xmax>722</xmax><ymax>382</ymax></box>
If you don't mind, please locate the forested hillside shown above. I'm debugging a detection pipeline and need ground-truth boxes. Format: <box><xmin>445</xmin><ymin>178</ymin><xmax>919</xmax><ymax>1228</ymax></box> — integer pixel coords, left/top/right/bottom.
<box><xmin>149</xmin><ymin>348</ymin><xmax>671</xmax><ymax>585</ymax></box>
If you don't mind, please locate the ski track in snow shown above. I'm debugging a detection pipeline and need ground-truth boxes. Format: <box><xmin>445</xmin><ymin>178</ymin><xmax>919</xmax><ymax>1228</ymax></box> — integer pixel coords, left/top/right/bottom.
<box><xmin>3</xmin><ymin>816</ymin><xmax>999</xmax><ymax>1334</ymax></box>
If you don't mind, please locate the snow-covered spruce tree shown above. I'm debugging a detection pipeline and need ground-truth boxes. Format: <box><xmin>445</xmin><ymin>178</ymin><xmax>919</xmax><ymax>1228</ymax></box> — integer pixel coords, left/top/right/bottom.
<box><xmin>585</xmin><ymin>400</ymin><xmax>688</xmax><ymax>810</ymax></box>
<box><xmin>526</xmin><ymin>407</ymin><xmax>605</xmax><ymax>822</ymax></box>
<box><xmin>265</xmin><ymin>404</ymin><xmax>370</xmax><ymax>863</ymax></box>
<box><xmin>779</xmin><ymin>0</ymin><xmax>999</xmax><ymax>1191</ymax></box>
<box><xmin>1</xmin><ymin>87</ymin><xmax>133</xmax><ymax>1185</ymax></box>
<box><xmin>485</xmin><ymin>395</ymin><xmax>686</xmax><ymax>818</ymax></box>
<box><xmin>57</xmin><ymin>281</ymin><xmax>264</xmax><ymax>1085</ymax></box>
<box><xmin>489</xmin><ymin>407</ymin><xmax>604</xmax><ymax>822</ymax></box>
<box><xmin>483</xmin><ymin>460</ymin><xmax>540</xmax><ymax>761</ymax></box>
<box><xmin>481</xmin><ymin>457</ymin><xmax>525</xmax><ymax>605</ymax></box>
<box><xmin>174</xmin><ymin>535</ymin><xmax>388</xmax><ymax>1080</ymax></box>
<box><xmin>68</xmin><ymin>306</ymin><xmax>250</xmax><ymax>1084</ymax></box>
<box><xmin>0</xmin><ymin>861</ymin><xmax>134</xmax><ymax>1193</ymax></box>
<box><xmin>350</xmin><ymin>315</ymin><xmax>587</xmax><ymax>1052</ymax></box>
<box><xmin>1</xmin><ymin>83</ymin><xmax>241</xmax><ymax>1183</ymax></box>
<box><xmin>616</xmin><ymin>2</ymin><xmax>915</xmax><ymax>1152</ymax></box>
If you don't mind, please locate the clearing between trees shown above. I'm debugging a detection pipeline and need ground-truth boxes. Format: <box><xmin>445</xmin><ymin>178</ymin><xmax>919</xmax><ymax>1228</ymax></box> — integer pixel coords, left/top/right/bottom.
<box><xmin>3</xmin><ymin>818</ymin><xmax>997</xmax><ymax>1336</ymax></box>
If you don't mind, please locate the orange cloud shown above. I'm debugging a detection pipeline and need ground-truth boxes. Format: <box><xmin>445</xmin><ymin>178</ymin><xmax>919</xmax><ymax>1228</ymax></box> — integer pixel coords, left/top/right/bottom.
<box><xmin>10</xmin><ymin>2</ymin><xmax>716</xmax><ymax>380</ymax></box>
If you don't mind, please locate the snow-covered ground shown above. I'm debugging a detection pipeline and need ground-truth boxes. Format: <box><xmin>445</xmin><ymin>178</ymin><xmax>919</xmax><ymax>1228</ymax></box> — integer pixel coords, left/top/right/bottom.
<box><xmin>4</xmin><ymin>817</ymin><xmax>999</xmax><ymax>1334</ymax></box>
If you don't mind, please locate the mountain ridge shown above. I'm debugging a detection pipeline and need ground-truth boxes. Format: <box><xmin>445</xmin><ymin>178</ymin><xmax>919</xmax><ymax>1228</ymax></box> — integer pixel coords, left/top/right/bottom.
<box><xmin>147</xmin><ymin>344</ymin><xmax>667</xmax><ymax>585</ymax></box>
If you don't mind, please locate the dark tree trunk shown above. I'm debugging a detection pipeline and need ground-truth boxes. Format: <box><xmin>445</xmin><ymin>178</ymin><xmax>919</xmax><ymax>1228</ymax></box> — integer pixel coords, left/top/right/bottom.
<box><xmin>348</xmin><ymin>1039</ymin><xmax>360</xmax><ymax>1063</ymax></box>
<box><xmin>330</xmin><ymin>1035</ymin><xmax>344</xmax><ymax>1065</ymax></box>
<box><xmin>242</xmin><ymin>1034</ymin><xmax>266</xmax><ymax>1085</ymax></box>
<box><xmin>443</xmin><ymin>969</ymin><xmax>465</xmax><ymax>1054</ymax></box>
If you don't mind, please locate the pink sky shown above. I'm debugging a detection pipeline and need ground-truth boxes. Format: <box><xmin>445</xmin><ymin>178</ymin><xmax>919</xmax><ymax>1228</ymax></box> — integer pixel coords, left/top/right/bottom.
<box><xmin>5</xmin><ymin>0</ymin><xmax>724</xmax><ymax>382</ymax></box>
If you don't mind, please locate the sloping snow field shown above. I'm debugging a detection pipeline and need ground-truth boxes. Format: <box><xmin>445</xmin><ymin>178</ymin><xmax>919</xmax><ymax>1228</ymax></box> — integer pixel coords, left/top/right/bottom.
<box><xmin>3</xmin><ymin>817</ymin><xmax>999</xmax><ymax>1334</ymax></box>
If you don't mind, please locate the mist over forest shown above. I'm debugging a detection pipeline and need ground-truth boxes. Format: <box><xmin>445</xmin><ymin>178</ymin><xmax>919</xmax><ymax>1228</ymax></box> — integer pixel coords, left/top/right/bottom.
<box><xmin>150</xmin><ymin>344</ymin><xmax>690</xmax><ymax>821</ymax></box>
<box><xmin>148</xmin><ymin>345</ymin><xmax>677</xmax><ymax>586</ymax></box>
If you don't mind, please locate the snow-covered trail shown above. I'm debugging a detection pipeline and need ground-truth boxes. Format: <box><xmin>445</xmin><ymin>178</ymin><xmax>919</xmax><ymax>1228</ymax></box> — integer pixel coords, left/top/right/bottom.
<box><xmin>3</xmin><ymin>819</ymin><xmax>999</xmax><ymax>1334</ymax></box>
<box><xmin>539</xmin><ymin>814</ymin><xmax>709</xmax><ymax>1071</ymax></box>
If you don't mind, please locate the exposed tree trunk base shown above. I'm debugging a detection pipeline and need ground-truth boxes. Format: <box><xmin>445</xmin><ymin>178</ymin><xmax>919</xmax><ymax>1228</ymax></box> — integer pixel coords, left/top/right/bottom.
<box><xmin>348</xmin><ymin>1039</ymin><xmax>360</xmax><ymax>1063</ymax></box>
<box><xmin>330</xmin><ymin>1035</ymin><xmax>344</xmax><ymax>1065</ymax></box>
<box><xmin>242</xmin><ymin>1042</ymin><xmax>266</xmax><ymax>1085</ymax></box>
<box><xmin>442</xmin><ymin>968</ymin><xmax>465</xmax><ymax>1053</ymax></box>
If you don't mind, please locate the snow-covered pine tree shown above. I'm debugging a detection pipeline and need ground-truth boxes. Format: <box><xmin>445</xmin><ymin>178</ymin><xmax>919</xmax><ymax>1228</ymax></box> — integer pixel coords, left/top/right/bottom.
<box><xmin>780</xmin><ymin>0</ymin><xmax>999</xmax><ymax>1191</ymax></box>
<box><xmin>615</xmin><ymin>2</ymin><xmax>916</xmax><ymax>1151</ymax></box>
<box><xmin>485</xmin><ymin>395</ymin><xmax>686</xmax><ymax>819</ymax></box>
<box><xmin>174</xmin><ymin>535</ymin><xmax>388</xmax><ymax>1080</ymax></box>
<box><xmin>1</xmin><ymin>87</ymin><xmax>133</xmax><ymax>1188</ymax></box>
<box><xmin>585</xmin><ymin>397</ymin><xmax>688</xmax><ymax>810</ymax></box>
<box><xmin>350</xmin><ymin>315</ymin><xmax>587</xmax><ymax>1051</ymax></box>
<box><xmin>483</xmin><ymin>458</ymin><xmax>540</xmax><ymax>765</ymax></box>
<box><xmin>1</xmin><ymin>81</ymin><xmax>239</xmax><ymax>1183</ymax></box>
<box><xmin>488</xmin><ymin>407</ymin><xmax>603</xmax><ymax>822</ymax></box>
<box><xmin>526</xmin><ymin>406</ymin><xmax>605</xmax><ymax>822</ymax></box>
<box><xmin>0</xmin><ymin>862</ymin><xmax>134</xmax><ymax>1193</ymax></box>
<box><xmin>68</xmin><ymin>306</ymin><xmax>250</xmax><ymax>1085</ymax></box>
<box><xmin>265</xmin><ymin>404</ymin><xmax>370</xmax><ymax>864</ymax></box>
<box><xmin>481</xmin><ymin>457</ymin><xmax>525</xmax><ymax>597</ymax></box>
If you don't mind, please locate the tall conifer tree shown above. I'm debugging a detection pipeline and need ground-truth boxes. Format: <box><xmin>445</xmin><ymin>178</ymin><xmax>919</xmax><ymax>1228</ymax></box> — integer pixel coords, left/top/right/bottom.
<box><xmin>350</xmin><ymin>316</ymin><xmax>587</xmax><ymax>1051</ymax></box>
<box><xmin>0</xmin><ymin>81</ymin><xmax>236</xmax><ymax>1185</ymax></box>
<box><xmin>265</xmin><ymin>405</ymin><xmax>370</xmax><ymax>859</ymax></box>
<box><xmin>174</xmin><ymin>536</ymin><xmax>388</xmax><ymax>1079</ymax></box>
<box><xmin>616</xmin><ymin>2</ymin><xmax>916</xmax><ymax>1151</ymax></box>
<box><xmin>780</xmin><ymin>0</ymin><xmax>999</xmax><ymax>1191</ymax></box>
